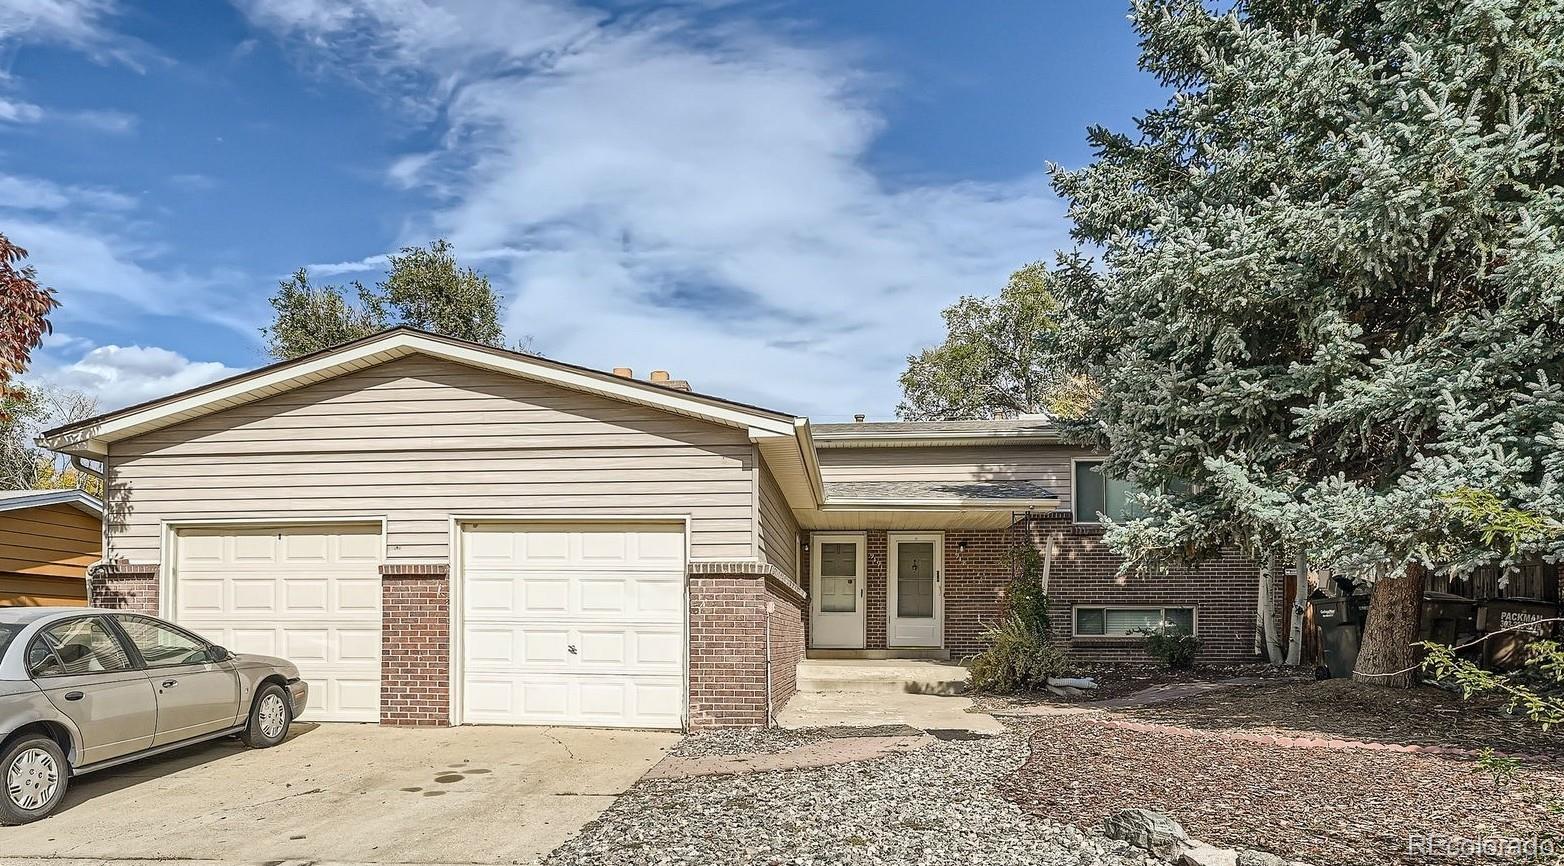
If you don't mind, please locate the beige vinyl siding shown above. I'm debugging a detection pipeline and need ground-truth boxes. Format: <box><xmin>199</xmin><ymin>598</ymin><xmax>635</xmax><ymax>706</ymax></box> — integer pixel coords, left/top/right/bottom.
<box><xmin>756</xmin><ymin>461</ymin><xmax>799</xmax><ymax>579</ymax></box>
<box><xmin>817</xmin><ymin>444</ymin><xmax>1097</xmax><ymax>511</ymax></box>
<box><xmin>106</xmin><ymin>356</ymin><xmax>757</xmax><ymax>563</ymax></box>
<box><xmin>0</xmin><ymin>503</ymin><xmax>97</xmax><ymax>606</ymax></box>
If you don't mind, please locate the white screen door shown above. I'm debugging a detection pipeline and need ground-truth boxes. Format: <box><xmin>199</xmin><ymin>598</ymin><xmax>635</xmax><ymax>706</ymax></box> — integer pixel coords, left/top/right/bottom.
<box><xmin>888</xmin><ymin>533</ymin><xmax>942</xmax><ymax>647</ymax></box>
<box><xmin>810</xmin><ymin>534</ymin><xmax>865</xmax><ymax>648</ymax></box>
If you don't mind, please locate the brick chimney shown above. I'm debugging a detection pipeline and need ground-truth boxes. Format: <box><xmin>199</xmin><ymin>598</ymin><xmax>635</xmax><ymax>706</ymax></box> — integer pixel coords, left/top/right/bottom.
<box><xmin>649</xmin><ymin>370</ymin><xmax>692</xmax><ymax>392</ymax></box>
<box><xmin>612</xmin><ymin>367</ymin><xmax>634</xmax><ymax>378</ymax></box>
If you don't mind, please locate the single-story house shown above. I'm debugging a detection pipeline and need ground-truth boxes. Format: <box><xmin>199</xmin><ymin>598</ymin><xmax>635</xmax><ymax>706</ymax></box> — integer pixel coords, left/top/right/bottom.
<box><xmin>0</xmin><ymin>489</ymin><xmax>102</xmax><ymax>607</ymax></box>
<box><xmin>40</xmin><ymin>328</ymin><xmax>1266</xmax><ymax>729</ymax></box>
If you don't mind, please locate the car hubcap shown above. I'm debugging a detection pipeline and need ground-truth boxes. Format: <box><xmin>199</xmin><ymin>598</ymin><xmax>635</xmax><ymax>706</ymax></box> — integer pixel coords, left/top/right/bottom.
<box><xmin>258</xmin><ymin>694</ymin><xmax>287</xmax><ymax>739</ymax></box>
<box><xmin>7</xmin><ymin>748</ymin><xmax>59</xmax><ymax>811</ymax></box>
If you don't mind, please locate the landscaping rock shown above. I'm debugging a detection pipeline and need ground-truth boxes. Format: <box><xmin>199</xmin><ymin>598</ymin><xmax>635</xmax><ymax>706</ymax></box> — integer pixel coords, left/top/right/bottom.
<box><xmin>1236</xmin><ymin>852</ymin><xmax>1287</xmax><ymax>866</ymax></box>
<box><xmin>1103</xmin><ymin>808</ymin><xmax>1190</xmax><ymax>859</ymax></box>
<box><xmin>1178</xmin><ymin>844</ymin><xmax>1238</xmax><ymax>866</ymax></box>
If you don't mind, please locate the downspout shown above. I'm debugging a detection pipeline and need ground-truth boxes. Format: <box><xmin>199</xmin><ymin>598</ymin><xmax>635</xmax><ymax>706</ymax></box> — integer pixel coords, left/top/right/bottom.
<box><xmin>764</xmin><ymin>599</ymin><xmax>775</xmax><ymax>726</ymax></box>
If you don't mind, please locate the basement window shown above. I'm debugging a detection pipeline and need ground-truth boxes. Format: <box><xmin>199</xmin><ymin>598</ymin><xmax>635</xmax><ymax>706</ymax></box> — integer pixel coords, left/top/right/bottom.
<box><xmin>1074</xmin><ymin>606</ymin><xmax>1196</xmax><ymax>637</ymax></box>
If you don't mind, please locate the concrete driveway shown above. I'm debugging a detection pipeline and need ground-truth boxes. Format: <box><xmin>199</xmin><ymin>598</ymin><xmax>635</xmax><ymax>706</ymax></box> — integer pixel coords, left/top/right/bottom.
<box><xmin>3</xmin><ymin>722</ymin><xmax>680</xmax><ymax>865</ymax></box>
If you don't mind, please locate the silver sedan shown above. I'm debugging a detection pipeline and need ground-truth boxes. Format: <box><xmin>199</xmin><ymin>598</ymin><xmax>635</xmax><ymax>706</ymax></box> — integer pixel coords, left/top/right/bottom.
<box><xmin>0</xmin><ymin>607</ymin><xmax>308</xmax><ymax>824</ymax></box>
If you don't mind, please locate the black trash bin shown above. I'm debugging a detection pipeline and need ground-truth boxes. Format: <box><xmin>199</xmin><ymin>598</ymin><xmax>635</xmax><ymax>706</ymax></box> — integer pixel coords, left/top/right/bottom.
<box><xmin>1310</xmin><ymin>594</ymin><xmax>1369</xmax><ymax>679</ymax></box>
<box><xmin>1422</xmin><ymin>592</ymin><xmax>1481</xmax><ymax>647</ymax></box>
<box><xmin>1480</xmin><ymin>598</ymin><xmax>1562</xmax><ymax>670</ymax></box>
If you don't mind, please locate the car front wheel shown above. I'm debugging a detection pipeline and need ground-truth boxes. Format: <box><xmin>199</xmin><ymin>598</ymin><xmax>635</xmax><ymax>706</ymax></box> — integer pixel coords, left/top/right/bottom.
<box><xmin>1</xmin><ymin>734</ymin><xmax>69</xmax><ymax>825</ymax></box>
<box><xmin>242</xmin><ymin>683</ymin><xmax>292</xmax><ymax>749</ymax></box>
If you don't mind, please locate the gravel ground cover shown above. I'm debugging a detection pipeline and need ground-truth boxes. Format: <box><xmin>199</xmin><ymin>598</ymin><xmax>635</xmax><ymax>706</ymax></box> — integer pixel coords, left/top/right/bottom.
<box><xmin>1004</xmin><ymin>714</ymin><xmax>1564</xmax><ymax>866</ymax></box>
<box><xmin>669</xmin><ymin>724</ymin><xmax>921</xmax><ymax>758</ymax></box>
<box><xmin>548</xmin><ymin>726</ymin><xmax>1161</xmax><ymax>866</ymax></box>
<box><xmin>1130</xmin><ymin>679</ymin><xmax>1563</xmax><ymax>756</ymax></box>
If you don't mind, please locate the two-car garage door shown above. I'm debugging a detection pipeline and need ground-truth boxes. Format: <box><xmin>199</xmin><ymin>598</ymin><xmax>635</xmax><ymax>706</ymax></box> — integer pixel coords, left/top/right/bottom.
<box><xmin>171</xmin><ymin>522</ymin><xmax>687</xmax><ymax>729</ymax></box>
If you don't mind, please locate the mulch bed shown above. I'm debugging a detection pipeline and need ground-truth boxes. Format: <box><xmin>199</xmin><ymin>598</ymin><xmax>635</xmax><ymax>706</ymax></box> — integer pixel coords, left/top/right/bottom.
<box><xmin>1130</xmin><ymin>679</ymin><xmax>1564</xmax><ymax>758</ymax></box>
<box><xmin>1004</xmin><ymin>715</ymin><xmax>1564</xmax><ymax>866</ymax></box>
<box><xmin>976</xmin><ymin>662</ymin><xmax>1300</xmax><ymax>708</ymax></box>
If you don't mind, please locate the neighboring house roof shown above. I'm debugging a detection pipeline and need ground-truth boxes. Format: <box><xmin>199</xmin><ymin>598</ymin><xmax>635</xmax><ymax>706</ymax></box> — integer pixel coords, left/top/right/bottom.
<box><xmin>39</xmin><ymin>328</ymin><xmax>801</xmax><ymax>457</ymax></box>
<box><xmin>0</xmin><ymin>489</ymin><xmax>103</xmax><ymax>519</ymax></box>
<box><xmin>823</xmin><ymin>480</ymin><xmax>1057</xmax><ymax>506</ymax></box>
<box><xmin>812</xmin><ymin>418</ymin><xmax>1060</xmax><ymax>447</ymax></box>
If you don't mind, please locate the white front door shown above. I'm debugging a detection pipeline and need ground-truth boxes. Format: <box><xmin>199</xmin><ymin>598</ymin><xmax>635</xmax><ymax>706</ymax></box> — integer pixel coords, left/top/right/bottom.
<box><xmin>458</xmin><ymin>522</ymin><xmax>685</xmax><ymax>729</ymax></box>
<box><xmin>888</xmin><ymin>533</ymin><xmax>942</xmax><ymax>647</ymax></box>
<box><xmin>173</xmin><ymin>524</ymin><xmax>384</xmax><ymax>722</ymax></box>
<box><xmin>809</xmin><ymin>533</ymin><xmax>865</xmax><ymax>648</ymax></box>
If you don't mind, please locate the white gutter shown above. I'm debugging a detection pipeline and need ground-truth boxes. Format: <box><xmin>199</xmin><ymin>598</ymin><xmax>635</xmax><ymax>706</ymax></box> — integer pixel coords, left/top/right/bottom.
<box><xmin>819</xmin><ymin>498</ymin><xmax>1060</xmax><ymax>511</ymax></box>
<box><xmin>812</xmin><ymin>431</ymin><xmax>1062</xmax><ymax>447</ymax></box>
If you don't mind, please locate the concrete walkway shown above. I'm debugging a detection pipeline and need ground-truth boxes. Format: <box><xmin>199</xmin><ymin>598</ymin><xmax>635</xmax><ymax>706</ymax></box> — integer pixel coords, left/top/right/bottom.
<box><xmin>777</xmin><ymin>659</ymin><xmax>1006</xmax><ymax>734</ymax></box>
<box><xmin>645</xmin><ymin>734</ymin><xmax>932</xmax><ymax>779</ymax></box>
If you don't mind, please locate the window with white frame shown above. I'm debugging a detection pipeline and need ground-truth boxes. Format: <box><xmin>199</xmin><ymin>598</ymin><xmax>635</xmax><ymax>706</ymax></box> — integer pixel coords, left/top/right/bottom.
<box><xmin>1074</xmin><ymin>606</ymin><xmax>1196</xmax><ymax>637</ymax></box>
<box><xmin>1072</xmin><ymin>459</ymin><xmax>1146</xmax><ymax>523</ymax></box>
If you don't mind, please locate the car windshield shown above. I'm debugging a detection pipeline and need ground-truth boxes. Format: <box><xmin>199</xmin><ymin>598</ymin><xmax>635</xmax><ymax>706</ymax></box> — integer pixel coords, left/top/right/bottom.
<box><xmin>0</xmin><ymin>623</ymin><xmax>20</xmax><ymax>659</ymax></box>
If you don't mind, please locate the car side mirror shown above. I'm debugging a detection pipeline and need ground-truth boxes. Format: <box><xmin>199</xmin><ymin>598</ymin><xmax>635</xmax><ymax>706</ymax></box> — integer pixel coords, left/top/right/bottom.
<box><xmin>208</xmin><ymin>645</ymin><xmax>232</xmax><ymax>663</ymax></box>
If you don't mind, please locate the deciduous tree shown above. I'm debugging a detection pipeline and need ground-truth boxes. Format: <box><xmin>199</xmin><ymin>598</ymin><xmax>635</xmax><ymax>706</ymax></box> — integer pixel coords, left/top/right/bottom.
<box><xmin>0</xmin><ymin>234</ymin><xmax>58</xmax><ymax>417</ymax></box>
<box><xmin>899</xmin><ymin>261</ymin><xmax>1096</xmax><ymax>420</ymax></box>
<box><xmin>262</xmin><ymin>240</ymin><xmax>519</xmax><ymax>360</ymax></box>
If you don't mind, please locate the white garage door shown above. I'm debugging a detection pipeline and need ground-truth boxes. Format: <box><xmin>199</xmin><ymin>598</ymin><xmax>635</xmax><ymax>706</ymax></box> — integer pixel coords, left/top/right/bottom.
<box><xmin>174</xmin><ymin>524</ymin><xmax>383</xmax><ymax>722</ymax></box>
<box><xmin>459</xmin><ymin>523</ymin><xmax>685</xmax><ymax>729</ymax></box>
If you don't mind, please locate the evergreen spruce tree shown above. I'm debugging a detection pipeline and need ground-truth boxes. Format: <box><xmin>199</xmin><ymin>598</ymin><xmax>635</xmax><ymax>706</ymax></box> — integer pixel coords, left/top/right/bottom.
<box><xmin>1051</xmin><ymin>0</ymin><xmax>1564</xmax><ymax>685</ymax></box>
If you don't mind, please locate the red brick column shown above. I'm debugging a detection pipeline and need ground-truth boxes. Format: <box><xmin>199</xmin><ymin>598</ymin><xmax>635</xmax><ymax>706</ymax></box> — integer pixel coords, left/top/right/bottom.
<box><xmin>687</xmin><ymin>563</ymin><xmax>806</xmax><ymax>729</ymax></box>
<box><xmin>88</xmin><ymin>562</ymin><xmax>159</xmax><ymax>613</ymax></box>
<box><xmin>380</xmin><ymin>564</ymin><xmax>450</xmax><ymax>726</ymax></box>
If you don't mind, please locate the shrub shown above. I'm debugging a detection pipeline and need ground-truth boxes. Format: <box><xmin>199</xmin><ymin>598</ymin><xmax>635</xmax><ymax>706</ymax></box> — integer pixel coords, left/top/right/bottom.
<box><xmin>968</xmin><ymin>615</ymin><xmax>1066</xmax><ymax>693</ymax></box>
<box><xmin>1137</xmin><ymin>621</ymin><xmax>1202</xmax><ymax>670</ymax></box>
<box><xmin>966</xmin><ymin>544</ymin><xmax>1064</xmax><ymax>693</ymax></box>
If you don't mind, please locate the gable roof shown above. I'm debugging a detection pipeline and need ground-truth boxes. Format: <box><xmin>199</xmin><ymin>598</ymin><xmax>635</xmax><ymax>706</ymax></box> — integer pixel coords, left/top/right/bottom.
<box><xmin>0</xmin><ymin>489</ymin><xmax>103</xmax><ymax>519</ymax></box>
<box><xmin>38</xmin><ymin>328</ymin><xmax>801</xmax><ymax>457</ymax></box>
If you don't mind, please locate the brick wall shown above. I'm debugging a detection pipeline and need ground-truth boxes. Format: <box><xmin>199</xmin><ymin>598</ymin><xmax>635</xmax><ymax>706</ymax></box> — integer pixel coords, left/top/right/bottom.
<box><xmin>380</xmin><ymin>564</ymin><xmax>450</xmax><ymax>726</ymax></box>
<box><xmin>687</xmin><ymin>564</ymin><xmax>806</xmax><ymax>729</ymax></box>
<box><xmin>799</xmin><ymin>517</ymin><xmax>1264</xmax><ymax>664</ymax></box>
<box><xmin>1022</xmin><ymin>512</ymin><xmax>1263</xmax><ymax>664</ymax></box>
<box><xmin>87</xmin><ymin>562</ymin><xmax>159</xmax><ymax>613</ymax></box>
<box><xmin>766</xmin><ymin>576</ymin><xmax>806</xmax><ymax>711</ymax></box>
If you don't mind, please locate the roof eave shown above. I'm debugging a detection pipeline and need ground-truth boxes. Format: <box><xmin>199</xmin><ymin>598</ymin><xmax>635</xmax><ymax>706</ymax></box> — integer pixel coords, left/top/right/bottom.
<box><xmin>812</xmin><ymin>431</ymin><xmax>1062</xmax><ymax>448</ymax></box>
<box><xmin>818</xmin><ymin>497</ymin><xmax>1060</xmax><ymax>511</ymax></box>
<box><xmin>0</xmin><ymin>489</ymin><xmax>104</xmax><ymax>518</ymax></box>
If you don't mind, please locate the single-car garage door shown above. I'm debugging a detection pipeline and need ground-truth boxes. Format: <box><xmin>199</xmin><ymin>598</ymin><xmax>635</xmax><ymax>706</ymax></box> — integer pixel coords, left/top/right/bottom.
<box><xmin>459</xmin><ymin>522</ymin><xmax>685</xmax><ymax>728</ymax></box>
<box><xmin>173</xmin><ymin>524</ymin><xmax>383</xmax><ymax>722</ymax></box>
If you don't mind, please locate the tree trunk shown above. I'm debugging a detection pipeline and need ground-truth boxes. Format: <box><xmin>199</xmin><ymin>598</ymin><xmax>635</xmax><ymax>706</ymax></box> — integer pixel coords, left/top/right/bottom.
<box><xmin>1353</xmin><ymin>564</ymin><xmax>1425</xmax><ymax>688</ymax></box>
<box><xmin>1285</xmin><ymin>550</ymin><xmax>1308</xmax><ymax>666</ymax></box>
<box><xmin>1258</xmin><ymin>558</ymin><xmax>1283</xmax><ymax>664</ymax></box>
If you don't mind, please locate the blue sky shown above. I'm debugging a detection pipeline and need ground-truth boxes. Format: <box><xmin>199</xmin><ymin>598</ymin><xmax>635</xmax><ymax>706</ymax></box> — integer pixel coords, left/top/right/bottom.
<box><xmin>3</xmin><ymin>0</ymin><xmax>1161</xmax><ymax>419</ymax></box>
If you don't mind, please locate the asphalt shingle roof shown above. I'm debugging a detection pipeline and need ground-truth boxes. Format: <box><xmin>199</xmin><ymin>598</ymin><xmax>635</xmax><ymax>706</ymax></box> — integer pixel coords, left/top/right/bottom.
<box><xmin>823</xmin><ymin>480</ymin><xmax>1057</xmax><ymax>502</ymax></box>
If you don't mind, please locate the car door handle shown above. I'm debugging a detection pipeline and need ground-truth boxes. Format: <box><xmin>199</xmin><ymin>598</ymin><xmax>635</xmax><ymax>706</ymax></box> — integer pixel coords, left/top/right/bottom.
<box><xmin>64</xmin><ymin>691</ymin><xmax>84</xmax><ymax>701</ymax></box>
<box><xmin>161</xmin><ymin>679</ymin><xmax>178</xmax><ymax>689</ymax></box>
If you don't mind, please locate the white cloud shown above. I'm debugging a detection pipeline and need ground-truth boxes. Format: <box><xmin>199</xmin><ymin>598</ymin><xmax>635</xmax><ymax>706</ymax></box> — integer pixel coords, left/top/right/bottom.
<box><xmin>0</xmin><ymin>96</ymin><xmax>44</xmax><ymax>122</ymax></box>
<box><xmin>239</xmin><ymin>0</ymin><xmax>1069</xmax><ymax>418</ymax></box>
<box><xmin>0</xmin><ymin>0</ymin><xmax>147</xmax><ymax>69</ymax></box>
<box><xmin>27</xmin><ymin>344</ymin><xmax>243</xmax><ymax>409</ymax></box>
<box><xmin>0</xmin><ymin>171</ymin><xmax>136</xmax><ymax>211</ymax></box>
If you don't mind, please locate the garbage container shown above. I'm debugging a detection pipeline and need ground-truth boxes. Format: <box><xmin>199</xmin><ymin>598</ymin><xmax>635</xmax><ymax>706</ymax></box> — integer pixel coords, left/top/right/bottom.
<box><xmin>1480</xmin><ymin>598</ymin><xmax>1562</xmax><ymax>670</ymax></box>
<box><xmin>1421</xmin><ymin>592</ymin><xmax>1480</xmax><ymax>647</ymax></box>
<box><xmin>1310</xmin><ymin>594</ymin><xmax>1369</xmax><ymax>679</ymax></box>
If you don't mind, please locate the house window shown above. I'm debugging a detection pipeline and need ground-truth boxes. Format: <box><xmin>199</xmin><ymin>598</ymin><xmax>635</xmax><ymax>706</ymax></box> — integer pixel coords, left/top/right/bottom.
<box><xmin>1074</xmin><ymin>606</ymin><xmax>1196</xmax><ymax>637</ymax></box>
<box><xmin>1073</xmin><ymin>459</ymin><xmax>1146</xmax><ymax>523</ymax></box>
